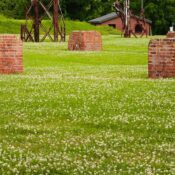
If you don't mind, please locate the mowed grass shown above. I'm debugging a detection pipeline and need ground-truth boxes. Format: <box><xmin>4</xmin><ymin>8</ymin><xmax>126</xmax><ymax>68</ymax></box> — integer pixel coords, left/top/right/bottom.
<box><xmin>0</xmin><ymin>35</ymin><xmax>175</xmax><ymax>175</ymax></box>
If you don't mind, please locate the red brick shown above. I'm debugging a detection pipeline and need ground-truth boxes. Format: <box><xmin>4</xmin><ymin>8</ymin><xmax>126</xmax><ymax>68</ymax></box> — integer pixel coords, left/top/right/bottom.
<box><xmin>0</xmin><ymin>35</ymin><xmax>23</xmax><ymax>74</ymax></box>
<box><xmin>148</xmin><ymin>39</ymin><xmax>175</xmax><ymax>78</ymax></box>
<box><xmin>167</xmin><ymin>32</ymin><xmax>175</xmax><ymax>38</ymax></box>
<box><xmin>68</xmin><ymin>31</ymin><xmax>102</xmax><ymax>51</ymax></box>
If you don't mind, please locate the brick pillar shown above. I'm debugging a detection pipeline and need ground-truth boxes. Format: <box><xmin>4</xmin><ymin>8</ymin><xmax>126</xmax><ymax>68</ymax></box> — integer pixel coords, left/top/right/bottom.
<box><xmin>167</xmin><ymin>32</ymin><xmax>175</xmax><ymax>38</ymax></box>
<box><xmin>148</xmin><ymin>39</ymin><xmax>175</xmax><ymax>78</ymax></box>
<box><xmin>68</xmin><ymin>31</ymin><xmax>102</xmax><ymax>51</ymax></box>
<box><xmin>0</xmin><ymin>35</ymin><xmax>23</xmax><ymax>74</ymax></box>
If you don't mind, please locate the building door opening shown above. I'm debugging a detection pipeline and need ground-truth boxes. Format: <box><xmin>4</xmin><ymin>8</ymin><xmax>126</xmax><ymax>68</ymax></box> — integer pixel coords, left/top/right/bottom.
<box><xmin>135</xmin><ymin>24</ymin><xmax>143</xmax><ymax>34</ymax></box>
<box><xmin>108</xmin><ymin>24</ymin><xmax>116</xmax><ymax>29</ymax></box>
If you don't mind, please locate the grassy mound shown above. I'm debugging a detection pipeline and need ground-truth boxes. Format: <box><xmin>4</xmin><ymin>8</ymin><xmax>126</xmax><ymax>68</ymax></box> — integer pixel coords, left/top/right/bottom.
<box><xmin>0</xmin><ymin>14</ymin><xmax>120</xmax><ymax>35</ymax></box>
<box><xmin>65</xmin><ymin>20</ymin><xmax>120</xmax><ymax>35</ymax></box>
<box><xmin>0</xmin><ymin>15</ymin><xmax>23</xmax><ymax>34</ymax></box>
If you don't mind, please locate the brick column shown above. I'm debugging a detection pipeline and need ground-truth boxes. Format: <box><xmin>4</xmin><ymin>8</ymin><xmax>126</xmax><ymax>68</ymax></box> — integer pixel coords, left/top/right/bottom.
<box><xmin>68</xmin><ymin>31</ymin><xmax>102</xmax><ymax>51</ymax></box>
<box><xmin>167</xmin><ymin>32</ymin><xmax>175</xmax><ymax>38</ymax></box>
<box><xmin>148</xmin><ymin>39</ymin><xmax>175</xmax><ymax>78</ymax></box>
<box><xmin>0</xmin><ymin>35</ymin><xmax>23</xmax><ymax>74</ymax></box>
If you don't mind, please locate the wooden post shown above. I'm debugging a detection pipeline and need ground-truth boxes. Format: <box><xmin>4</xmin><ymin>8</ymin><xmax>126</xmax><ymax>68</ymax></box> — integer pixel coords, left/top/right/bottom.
<box><xmin>141</xmin><ymin>0</ymin><xmax>143</xmax><ymax>10</ymax></box>
<box><xmin>23</xmin><ymin>0</ymin><xmax>65</xmax><ymax>42</ymax></box>
<box><xmin>124</xmin><ymin>0</ymin><xmax>130</xmax><ymax>37</ymax></box>
<box><xmin>33</xmin><ymin>0</ymin><xmax>40</xmax><ymax>42</ymax></box>
<box><xmin>53</xmin><ymin>0</ymin><xmax>59</xmax><ymax>42</ymax></box>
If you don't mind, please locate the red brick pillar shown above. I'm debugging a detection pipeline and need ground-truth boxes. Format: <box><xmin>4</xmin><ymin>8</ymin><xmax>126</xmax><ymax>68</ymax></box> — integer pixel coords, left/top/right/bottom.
<box><xmin>148</xmin><ymin>39</ymin><xmax>175</xmax><ymax>78</ymax></box>
<box><xmin>167</xmin><ymin>32</ymin><xmax>175</xmax><ymax>38</ymax></box>
<box><xmin>0</xmin><ymin>35</ymin><xmax>23</xmax><ymax>74</ymax></box>
<box><xmin>68</xmin><ymin>31</ymin><xmax>102</xmax><ymax>51</ymax></box>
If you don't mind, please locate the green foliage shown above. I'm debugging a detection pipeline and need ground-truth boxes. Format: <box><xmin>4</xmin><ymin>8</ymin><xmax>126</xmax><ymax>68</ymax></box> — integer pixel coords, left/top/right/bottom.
<box><xmin>144</xmin><ymin>0</ymin><xmax>175</xmax><ymax>34</ymax></box>
<box><xmin>0</xmin><ymin>0</ymin><xmax>28</xmax><ymax>19</ymax></box>
<box><xmin>0</xmin><ymin>36</ymin><xmax>175</xmax><ymax>174</ymax></box>
<box><xmin>0</xmin><ymin>0</ymin><xmax>175</xmax><ymax>34</ymax></box>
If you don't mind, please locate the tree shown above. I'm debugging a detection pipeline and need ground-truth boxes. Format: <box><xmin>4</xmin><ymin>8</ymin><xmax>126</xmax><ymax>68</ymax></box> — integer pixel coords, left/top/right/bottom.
<box><xmin>144</xmin><ymin>0</ymin><xmax>175</xmax><ymax>34</ymax></box>
<box><xmin>0</xmin><ymin>0</ymin><xmax>174</xmax><ymax>34</ymax></box>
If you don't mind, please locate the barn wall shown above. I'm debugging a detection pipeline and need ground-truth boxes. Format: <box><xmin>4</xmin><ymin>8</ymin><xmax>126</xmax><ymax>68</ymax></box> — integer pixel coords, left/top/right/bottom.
<box><xmin>130</xmin><ymin>17</ymin><xmax>151</xmax><ymax>35</ymax></box>
<box><xmin>102</xmin><ymin>18</ymin><xmax>123</xmax><ymax>31</ymax></box>
<box><xmin>97</xmin><ymin>17</ymin><xmax>151</xmax><ymax>35</ymax></box>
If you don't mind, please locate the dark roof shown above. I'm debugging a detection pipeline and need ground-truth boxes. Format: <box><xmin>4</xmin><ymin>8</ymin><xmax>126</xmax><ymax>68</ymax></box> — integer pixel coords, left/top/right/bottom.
<box><xmin>134</xmin><ymin>15</ymin><xmax>152</xmax><ymax>24</ymax></box>
<box><xmin>89</xmin><ymin>12</ymin><xmax>152</xmax><ymax>24</ymax></box>
<box><xmin>89</xmin><ymin>12</ymin><xmax>119</xmax><ymax>24</ymax></box>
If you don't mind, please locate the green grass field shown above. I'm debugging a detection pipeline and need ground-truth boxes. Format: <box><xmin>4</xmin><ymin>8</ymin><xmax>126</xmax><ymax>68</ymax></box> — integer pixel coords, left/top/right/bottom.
<box><xmin>0</xmin><ymin>35</ymin><xmax>175</xmax><ymax>175</ymax></box>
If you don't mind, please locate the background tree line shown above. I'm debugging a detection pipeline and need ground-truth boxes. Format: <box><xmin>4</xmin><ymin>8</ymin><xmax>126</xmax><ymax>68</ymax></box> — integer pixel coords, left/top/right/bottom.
<box><xmin>0</xmin><ymin>0</ymin><xmax>175</xmax><ymax>34</ymax></box>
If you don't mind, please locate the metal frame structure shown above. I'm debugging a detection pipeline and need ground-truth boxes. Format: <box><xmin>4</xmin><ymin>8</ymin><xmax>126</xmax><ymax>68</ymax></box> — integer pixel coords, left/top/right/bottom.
<box><xmin>113</xmin><ymin>0</ymin><xmax>148</xmax><ymax>38</ymax></box>
<box><xmin>21</xmin><ymin>0</ymin><xmax>65</xmax><ymax>42</ymax></box>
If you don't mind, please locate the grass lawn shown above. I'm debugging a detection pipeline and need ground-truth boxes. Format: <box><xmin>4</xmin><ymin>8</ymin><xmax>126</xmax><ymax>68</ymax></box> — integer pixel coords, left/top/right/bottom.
<box><xmin>0</xmin><ymin>35</ymin><xmax>175</xmax><ymax>175</ymax></box>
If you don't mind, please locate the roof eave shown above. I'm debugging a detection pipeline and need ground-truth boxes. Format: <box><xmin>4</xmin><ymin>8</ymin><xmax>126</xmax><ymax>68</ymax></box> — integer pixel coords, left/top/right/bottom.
<box><xmin>89</xmin><ymin>21</ymin><xmax>102</xmax><ymax>24</ymax></box>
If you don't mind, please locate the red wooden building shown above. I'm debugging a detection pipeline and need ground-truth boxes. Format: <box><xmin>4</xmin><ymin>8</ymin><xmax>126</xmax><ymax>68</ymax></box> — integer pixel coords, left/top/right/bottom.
<box><xmin>89</xmin><ymin>12</ymin><xmax>152</xmax><ymax>35</ymax></box>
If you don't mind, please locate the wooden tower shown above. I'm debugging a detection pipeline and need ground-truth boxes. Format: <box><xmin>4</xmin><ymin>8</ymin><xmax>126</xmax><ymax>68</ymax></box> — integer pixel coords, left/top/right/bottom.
<box><xmin>113</xmin><ymin>0</ymin><xmax>148</xmax><ymax>38</ymax></box>
<box><xmin>21</xmin><ymin>0</ymin><xmax>66</xmax><ymax>42</ymax></box>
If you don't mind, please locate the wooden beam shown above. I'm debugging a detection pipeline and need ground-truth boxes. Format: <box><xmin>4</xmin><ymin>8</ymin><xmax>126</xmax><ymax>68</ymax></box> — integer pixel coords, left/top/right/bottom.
<box><xmin>33</xmin><ymin>0</ymin><xmax>40</xmax><ymax>42</ymax></box>
<box><xmin>53</xmin><ymin>0</ymin><xmax>59</xmax><ymax>42</ymax></box>
<box><xmin>39</xmin><ymin>1</ymin><xmax>52</xmax><ymax>20</ymax></box>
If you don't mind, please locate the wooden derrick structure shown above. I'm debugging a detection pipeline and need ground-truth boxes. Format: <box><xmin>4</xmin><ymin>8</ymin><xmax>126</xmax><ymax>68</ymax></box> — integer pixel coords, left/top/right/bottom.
<box><xmin>21</xmin><ymin>0</ymin><xmax>65</xmax><ymax>42</ymax></box>
<box><xmin>113</xmin><ymin>0</ymin><xmax>148</xmax><ymax>38</ymax></box>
